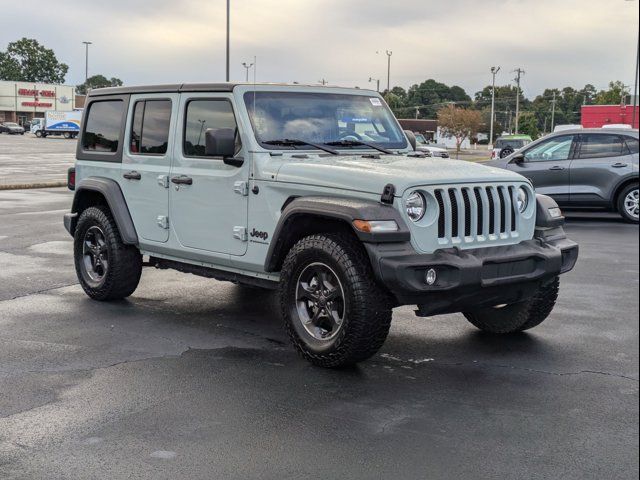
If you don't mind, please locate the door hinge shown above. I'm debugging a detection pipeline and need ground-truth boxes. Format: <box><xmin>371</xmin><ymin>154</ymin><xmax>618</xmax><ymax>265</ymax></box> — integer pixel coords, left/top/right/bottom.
<box><xmin>157</xmin><ymin>175</ymin><xmax>169</xmax><ymax>188</ymax></box>
<box><xmin>157</xmin><ymin>215</ymin><xmax>169</xmax><ymax>229</ymax></box>
<box><xmin>233</xmin><ymin>226</ymin><xmax>248</xmax><ymax>241</ymax></box>
<box><xmin>233</xmin><ymin>180</ymin><xmax>249</xmax><ymax>196</ymax></box>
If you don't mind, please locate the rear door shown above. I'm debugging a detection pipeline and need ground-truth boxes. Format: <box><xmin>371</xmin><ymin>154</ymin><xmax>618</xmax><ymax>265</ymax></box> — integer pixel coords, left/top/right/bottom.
<box><xmin>570</xmin><ymin>133</ymin><xmax>633</xmax><ymax>205</ymax></box>
<box><xmin>120</xmin><ymin>94</ymin><xmax>177</xmax><ymax>243</ymax></box>
<box><xmin>507</xmin><ymin>134</ymin><xmax>577</xmax><ymax>204</ymax></box>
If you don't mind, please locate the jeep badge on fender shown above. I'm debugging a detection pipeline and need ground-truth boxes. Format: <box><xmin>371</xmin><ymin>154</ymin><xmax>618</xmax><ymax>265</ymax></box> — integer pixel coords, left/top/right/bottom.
<box><xmin>63</xmin><ymin>83</ymin><xmax>579</xmax><ymax>368</ymax></box>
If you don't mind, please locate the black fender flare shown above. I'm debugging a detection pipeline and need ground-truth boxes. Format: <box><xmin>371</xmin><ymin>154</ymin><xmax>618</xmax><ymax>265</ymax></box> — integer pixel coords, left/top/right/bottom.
<box><xmin>264</xmin><ymin>196</ymin><xmax>410</xmax><ymax>272</ymax></box>
<box><xmin>68</xmin><ymin>177</ymin><xmax>138</xmax><ymax>245</ymax></box>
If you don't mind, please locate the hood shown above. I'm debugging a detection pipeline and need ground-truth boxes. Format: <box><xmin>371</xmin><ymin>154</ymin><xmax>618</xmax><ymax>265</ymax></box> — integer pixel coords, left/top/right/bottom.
<box><xmin>275</xmin><ymin>154</ymin><xmax>527</xmax><ymax>195</ymax></box>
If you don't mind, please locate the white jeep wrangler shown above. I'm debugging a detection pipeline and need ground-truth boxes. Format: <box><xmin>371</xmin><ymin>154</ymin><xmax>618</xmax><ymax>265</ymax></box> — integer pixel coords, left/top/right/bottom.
<box><xmin>64</xmin><ymin>83</ymin><xmax>579</xmax><ymax>367</ymax></box>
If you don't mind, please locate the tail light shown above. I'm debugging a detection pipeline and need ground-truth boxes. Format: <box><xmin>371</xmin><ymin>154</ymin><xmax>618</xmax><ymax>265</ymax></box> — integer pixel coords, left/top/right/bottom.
<box><xmin>67</xmin><ymin>167</ymin><xmax>76</xmax><ymax>191</ymax></box>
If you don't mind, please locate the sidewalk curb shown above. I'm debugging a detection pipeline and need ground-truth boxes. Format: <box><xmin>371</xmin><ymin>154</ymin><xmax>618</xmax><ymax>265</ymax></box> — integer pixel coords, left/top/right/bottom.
<box><xmin>0</xmin><ymin>181</ymin><xmax>67</xmax><ymax>191</ymax></box>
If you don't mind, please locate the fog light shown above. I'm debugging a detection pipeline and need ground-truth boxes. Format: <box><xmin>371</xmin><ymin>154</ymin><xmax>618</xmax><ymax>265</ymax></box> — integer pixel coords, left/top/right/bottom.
<box><xmin>425</xmin><ymin>268</ymin><xmax>437</xmax><ymax>286</ymax></box>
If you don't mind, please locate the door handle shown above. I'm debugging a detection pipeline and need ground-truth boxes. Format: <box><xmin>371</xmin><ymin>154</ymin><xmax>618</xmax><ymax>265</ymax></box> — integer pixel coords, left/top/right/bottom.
<box><xmin>611</xmin><ymin>163</ymin><xmax>628</xmax><ymax>168</ymax></box>
<box><xmin>171</xmin><ymin>175</ymin><xmax>193</xmax><ymax>185</ymax></box>
<box><xmin>549</xmin><ymin>166</ymin><xmax>565</xmax><ymax>171</ymax></box>
<box><xmin>123</xmin><ymin>171</ymin><xmax>141</xmax><ymax>180</ymax></box>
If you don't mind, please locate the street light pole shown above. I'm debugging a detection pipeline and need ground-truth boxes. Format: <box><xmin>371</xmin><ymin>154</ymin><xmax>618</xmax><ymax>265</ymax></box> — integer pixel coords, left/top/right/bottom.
<box><xmin>242</xmin><ymin>62</ymin><xmax>254</xmax><ymax>82</ymax></box>
<box><xmin>369</xmin><ymin>77</ymin><xmax>380</xmax><ymax>92</ymax></box>
<box><xmin>226</xmin><ymin>0</ymin><xmax>230</xmax><ymax>82</ymax></box>
<box><xmin>489</xmin><ymin>66</ymin><xmax>500</xmax><ymax>149</ymax></box>
<box><xmin>82</xmin><ymin>41</ymin><xmax>92</xmax><ymax>85</ymax></box>
<box><xmin>385</xmin><ymin>50</ymin><xmax>392</xmax><ymax>93</ymax></box>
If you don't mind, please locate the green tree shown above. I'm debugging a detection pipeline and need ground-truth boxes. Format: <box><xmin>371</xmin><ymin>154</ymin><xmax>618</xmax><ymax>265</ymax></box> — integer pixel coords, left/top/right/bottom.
<box><xmin>595</xmin><ymin>81</ymin><xmax>628</xmax><ymax>104</ymax></box>
<box><xmin>517</xmin><ymin>111</ymin><xmax>539</xmax><ymax>139</ymax></box>
<box><xmin>0</xmin><ymin>38</ymin><xmax>68</xmax><ymax>83</ymax></box>
<box><xmin>403</xmin><ymin>79</ymin><xmax>471</xmax><ymax>118</ymax></box>
<box><xmin>76</xmin><ymin>74</ymin><xmax>124</xmax><ymax>94</ymax></box>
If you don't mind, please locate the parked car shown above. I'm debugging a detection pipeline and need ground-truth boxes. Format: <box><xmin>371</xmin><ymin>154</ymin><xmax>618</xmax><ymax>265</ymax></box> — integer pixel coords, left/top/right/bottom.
<box><xmin>491</xmin><ymin>134</ymin><xmax>532</xmax><ymax>159</ymax></box>
<box><xmin>63</xmin><ymin>83</ymin><xmax>578</xmax><ymax>368</ymax></box>
<box><xmin>486</xmin><ymin>128</ymin><xmax>639</xmax><ymax>222</ymax></box>
<box><xmin>414</xmin><ymin>133</ymin><xmax>450</xmax><ymax>158</ymax></box>
<box><xmin>0</xmin><ymin>122</ymin><xmax>25</xmax><ymax>135</ymax></box>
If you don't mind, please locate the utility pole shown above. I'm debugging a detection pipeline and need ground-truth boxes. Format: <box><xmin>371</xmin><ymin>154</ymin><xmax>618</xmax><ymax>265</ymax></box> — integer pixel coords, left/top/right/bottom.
<box><xmin>225</xmin><ymin>0</ymin><xmax>230</xmax><ymax>82</ymax></box>
<box><xmin>415</xmin><ymin>107</ymin><xmax>420</xmax><ymax>119</ymax></box>
<box><xmin>318</xmin><ymin>79</ymin><xmax>328</xmax><ymax>86</ymax></box>
<box><xmin>241</xmin><ymin>62</ymin><xmax>253</xmax><ymax>82</ymax></box>
<box><xmin>369</xmin><ymin>77</ymin><xmax>380</xmax><ymax>92</ymax></box>
<box><xmin>512</xmin><ymin>68</ymin><xmax>525</xmax><ymax>134</ymax></box>
<box><xmin>550</xmin><ymin>91</ymin><xmax>557</xmax><ymax>132</ymax></box>
<box><xmin>489</xmin><ymin>66</ymin><xmax>500</xmax><ymax>149</ymax></box>
<box><xmin>82</xmin><ymin>41</ymin><xmax>92</xmax><ymax>85</ymax></box>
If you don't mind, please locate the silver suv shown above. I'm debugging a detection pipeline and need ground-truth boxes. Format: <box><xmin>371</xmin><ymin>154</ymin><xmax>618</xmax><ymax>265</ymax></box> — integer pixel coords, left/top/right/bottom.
<box><xmin>63</xmin><ymin>83</ymin><xmax>578</xmax><ymax>367</ymax></box>
<box><xmin>486</xmin><ymin>128</ymin><xmax>639</xmax><ymax>223</ymax></box>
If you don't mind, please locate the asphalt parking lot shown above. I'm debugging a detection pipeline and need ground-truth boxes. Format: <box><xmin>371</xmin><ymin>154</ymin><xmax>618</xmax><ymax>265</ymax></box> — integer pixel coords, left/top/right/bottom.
<box><xmin>0</xmin><ymin>187</ymin><xmax>637</xmax><ymax>479</ymax></box>
<box><xmin>0</xmin><ymin>133</ymin><xmax>76</xmax><ymax>188</ymax></box>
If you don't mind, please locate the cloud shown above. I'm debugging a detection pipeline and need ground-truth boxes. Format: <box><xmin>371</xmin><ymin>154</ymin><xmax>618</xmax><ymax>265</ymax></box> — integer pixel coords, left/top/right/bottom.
<box><xmin>0</xmin><ymin>0</ymin><xmax>636</xmax><ymax>97</ymax></box>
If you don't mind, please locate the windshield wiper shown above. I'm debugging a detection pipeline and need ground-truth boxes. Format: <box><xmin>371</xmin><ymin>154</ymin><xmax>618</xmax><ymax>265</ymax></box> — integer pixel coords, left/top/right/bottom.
<box><xmin>263</xmin><ymin>139</ymin><xmax>338</xmax><ymax>155</ymax></box>
<box><xmin>324</xmin><ymin>140</ymin><xmax>393</xmax><ymax>155</ymax></box>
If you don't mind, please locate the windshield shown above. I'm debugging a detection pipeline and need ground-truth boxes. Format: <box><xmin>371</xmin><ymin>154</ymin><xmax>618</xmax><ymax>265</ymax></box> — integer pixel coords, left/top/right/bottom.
<box><xmin>496</xmin><ymin>139</ymin><xmax>529</xmax><ymax>149</ymax></box>
<box><xmin>414</xmin><ymin>134</ymin><xmax>427</xmax><ymax>144</ymax></box>
<box><xmin>243</xmin><ymin>91</ymin><xmax>407</xmax><ymax>150</ymax></box>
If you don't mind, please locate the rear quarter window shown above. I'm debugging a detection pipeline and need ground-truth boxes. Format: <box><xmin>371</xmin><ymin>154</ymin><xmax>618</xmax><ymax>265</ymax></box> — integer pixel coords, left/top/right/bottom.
<box><xmin>82</xmin><ymin>100</ymin><xmax>124</xmax><ymax>153</ymax></box>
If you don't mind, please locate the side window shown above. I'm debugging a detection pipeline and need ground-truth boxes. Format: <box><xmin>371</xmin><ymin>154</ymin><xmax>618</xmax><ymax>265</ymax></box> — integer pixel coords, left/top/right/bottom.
<box><xmin>524</xmin><ymin>135</ymin><xmax>574</xmax><ymax>162</ymax></box>
<box><xmin>624</xmin><ymin>136</ymin><xmax>639</xmax><ymax>155</ymax></box>
<box><xmin>183</xmin><ymin>99</ymin><xmax>240</xmax><ymax>157</ymax></box>
<box><xmin>130</xmin><ymin>100</ymin><xmax>171</xmax><ymax>155</ymax></box>
<box><xmin>578</xmin><ymin>134</ymin><xmax>625</xmax><ymax>159</ymax></box>
<box><xmin>82</xmin><ymin>100</ymin><xmax>124</xmax><ymax>152</ymax></box>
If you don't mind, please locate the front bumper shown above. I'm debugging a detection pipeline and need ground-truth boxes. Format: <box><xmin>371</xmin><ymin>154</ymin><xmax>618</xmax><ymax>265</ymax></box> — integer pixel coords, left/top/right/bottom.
<box><xmin>365</xmin><ymin>235</ymin><xmax>578</xmax><ymax>316</ymax></box>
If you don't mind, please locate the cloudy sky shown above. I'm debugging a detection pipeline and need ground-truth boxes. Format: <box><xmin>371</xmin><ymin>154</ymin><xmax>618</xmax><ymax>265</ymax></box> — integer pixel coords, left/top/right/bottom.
<box><xmin>1</xmin><ymin>0</ymin><xmax>637</xmax><ymax>97</ymax></box>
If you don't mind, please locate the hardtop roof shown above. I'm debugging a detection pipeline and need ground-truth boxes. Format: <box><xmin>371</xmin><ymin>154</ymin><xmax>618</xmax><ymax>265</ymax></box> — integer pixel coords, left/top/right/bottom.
<box><xmin>87</xmin><ymin>82</ymin><xmax>375</xmax><ymax>97</ymax></box>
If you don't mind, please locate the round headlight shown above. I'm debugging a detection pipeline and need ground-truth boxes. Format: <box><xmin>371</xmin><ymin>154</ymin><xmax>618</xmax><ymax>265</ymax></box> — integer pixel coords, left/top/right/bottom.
<box><xmin>406</xmin><ymin>191</ymin><xmax>426</xmax><ymax>222</ymax></box>
<box><xmin>516</xmin><ymin>187</ymin><xmax>529</xmax><ymax>213</ymax></box>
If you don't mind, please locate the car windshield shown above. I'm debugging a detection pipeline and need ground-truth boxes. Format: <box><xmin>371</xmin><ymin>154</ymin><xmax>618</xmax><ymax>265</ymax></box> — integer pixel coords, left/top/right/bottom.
<box><xmin>496</xmin><ymin>139</ymin><xmax>529</xmax><ymax>149</ymax></box>
<box><xmin>243</xmin><ymin>91</ymin><xmax>407</xmax><ymax>150</ymax></box>
<box><xmin>414</xmin><ymin>134</ymin><xmax>427</xmax><ymax>144</ymax></box>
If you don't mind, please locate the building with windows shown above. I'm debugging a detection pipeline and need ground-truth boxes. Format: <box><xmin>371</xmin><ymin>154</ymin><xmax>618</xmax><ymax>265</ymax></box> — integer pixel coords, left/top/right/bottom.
<box><xmin>0</xmin><ymin>80</ymin><xmax>78</xmax><ymax>125</ymax></box>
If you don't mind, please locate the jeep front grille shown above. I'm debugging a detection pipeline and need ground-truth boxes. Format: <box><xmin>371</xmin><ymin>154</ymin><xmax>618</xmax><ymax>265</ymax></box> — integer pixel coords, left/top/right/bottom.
<box><xmin>434</xmin><ymin>185</ymin><xmax>520</xmax><ymax>244</ymax></box>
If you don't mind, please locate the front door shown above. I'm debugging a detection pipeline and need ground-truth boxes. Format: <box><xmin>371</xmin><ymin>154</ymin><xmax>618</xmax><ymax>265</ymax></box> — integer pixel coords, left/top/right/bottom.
<box><xmin>169</xmin><ymin>94</ymin><xmax>248</xmax><ymax>256</ymax></box>
<box><xmin>507</xmin><ymin>134</ymin><xmax>577</xmax><ymax>204</ymax></box>
<box><xmin>120</xmin><ymin>94</ymin><xmax>177</xmax><ymax>243</ymax></box>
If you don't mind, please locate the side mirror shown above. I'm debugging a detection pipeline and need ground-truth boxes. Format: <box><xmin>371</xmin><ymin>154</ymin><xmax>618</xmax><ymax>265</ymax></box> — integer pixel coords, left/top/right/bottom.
<box><xmin>404</xmin><ymin>130</ymin><xmax>417</xmax><ymax>151</ymax></box>
<box><xmin>509</xmin><ymin>153</ymin><xmax>525</xmax><ymax>165</ymax></box>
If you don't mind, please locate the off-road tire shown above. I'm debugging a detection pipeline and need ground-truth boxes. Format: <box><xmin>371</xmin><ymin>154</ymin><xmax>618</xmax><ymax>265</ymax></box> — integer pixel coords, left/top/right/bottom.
<box><xmin>616</xmin><ymin>183</ymin><xmax>639</xmax><ymax>224</ymax></box>
<box><xmin>280</xmin><ymin>233</ymin><xmax>393</xmax><ymax>368</ymax></box>
<box><xmin>74</xmin><ymin>205</ymin><xmax>142</xmax><ymax>301</ymax></box>
<box><xmin>499</xmin><ymin>146</ymin><xmax>514</xmax><ymax>159</ymax></box>
<box><xmin>463</xmin><ymin>277</ymin><xmax>560</xmax><ymax>333</ymax></box>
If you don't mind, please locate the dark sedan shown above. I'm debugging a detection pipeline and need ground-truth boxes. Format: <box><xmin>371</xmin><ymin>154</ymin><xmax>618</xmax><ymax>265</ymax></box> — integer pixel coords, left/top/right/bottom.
<box><xmin>0</xmin><ymin>122</ymin><xmax>25</xmax><ymax>135</ymax></box>
<box><xmin>486</xmin><ymin>128</ymin><xmax>639</xmax><ymax>223</ymax></box>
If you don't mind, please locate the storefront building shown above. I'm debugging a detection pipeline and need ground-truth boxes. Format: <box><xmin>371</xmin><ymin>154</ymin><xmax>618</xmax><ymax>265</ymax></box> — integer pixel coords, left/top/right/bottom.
<box><xmin>0</xmin><ymin>80</ymin><xmax>77</xmax><ymax>125</ymax></box>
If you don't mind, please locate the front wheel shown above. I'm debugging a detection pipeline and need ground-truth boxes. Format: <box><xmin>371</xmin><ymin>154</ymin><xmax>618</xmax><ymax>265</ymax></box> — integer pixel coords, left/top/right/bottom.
<box><xmin>280</xmin><ymin>233</ymin><xmax>393</xmax><ymax>368</ymax></box>
<box><xmin>74</xmin><ymin>205</ymin><xmax>142</xmax><ymax>301</ymax></box>
<box><xmin>617</xmin><ymin>183</ymin><xmax>639</xmax><ymax>223</ymax></box>
<box><xmin>463</xmin><ymin>277</ymin><xmax>560</xmax><ymax>333</ymax></box>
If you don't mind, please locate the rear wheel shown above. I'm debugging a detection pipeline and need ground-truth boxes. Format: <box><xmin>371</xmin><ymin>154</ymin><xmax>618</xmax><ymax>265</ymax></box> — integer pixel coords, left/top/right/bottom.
<box><xmin>63</xmin><ymin>132</ymin><xmax>71</xmax><ymax>139</ymax></box>
<box><xmin>463</xmin><ymin>277</ymin><xmax>560</xmax><ymax>333</ymax></box>
<box><xmin>499</xmin><ymin>146</ymin><xmax>514</xmax><ymax>158</ymax></box>
<box><xmin>74</xmin><ymin>205</ymin><xmax>142</xmax><ymax>301</ymax></box>
<box><xmin>280</xmin><ymin>233</ymin><xmax>393</xmax><ymax>368</ymax></box>
<box><xmin>617</xmin><ymin>183</ymin><xmax>639</xmax><ymax>223</ymax></box>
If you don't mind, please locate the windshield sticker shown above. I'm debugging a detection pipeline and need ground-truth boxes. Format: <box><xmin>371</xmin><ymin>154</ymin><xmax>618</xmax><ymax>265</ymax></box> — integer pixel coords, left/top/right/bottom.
<box><xmin>369</xmin><ymin>98</ymin><xmax>382</xmax><ymax>106</ymax></box>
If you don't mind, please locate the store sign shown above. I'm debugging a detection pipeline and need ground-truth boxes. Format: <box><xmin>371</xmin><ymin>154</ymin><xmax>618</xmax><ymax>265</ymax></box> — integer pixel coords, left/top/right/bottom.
<box><xmin>18</xmin><ymin>88</ymin><xmax>56</xmax><ymax>97</ymax></box>
<box><xmin>21</xmin><ymin>101</ymin><xmax>53</xmax><ymax>107</ymax></box>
